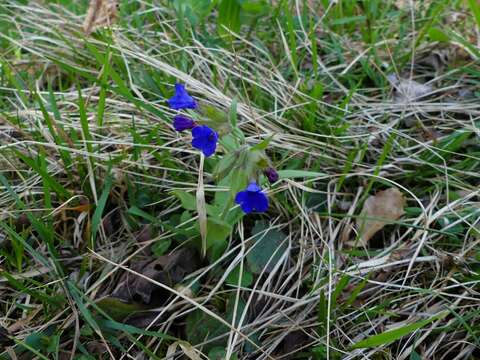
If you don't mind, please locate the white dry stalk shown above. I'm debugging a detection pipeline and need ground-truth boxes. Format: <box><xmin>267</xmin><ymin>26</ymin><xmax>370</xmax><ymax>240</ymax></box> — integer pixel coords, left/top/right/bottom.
<box><xmin>196</xmin><ymin>153</ymin><xmax>208</xmax><ymax>258</ymax></box>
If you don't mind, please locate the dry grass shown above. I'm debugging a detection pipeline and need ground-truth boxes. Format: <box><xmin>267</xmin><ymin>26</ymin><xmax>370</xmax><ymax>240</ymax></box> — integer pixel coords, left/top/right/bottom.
<box><xmin>0</xmin><ymin>0</ymin><xmax>480</xmax><ymax>359</ymax></box>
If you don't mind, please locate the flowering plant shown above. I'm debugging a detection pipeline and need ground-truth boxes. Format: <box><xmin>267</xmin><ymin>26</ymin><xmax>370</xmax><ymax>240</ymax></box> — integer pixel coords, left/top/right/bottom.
<box><xmin>167</xmin><ymin>83</ymin><xmax>279</xmax><ymax>259</ymax></box>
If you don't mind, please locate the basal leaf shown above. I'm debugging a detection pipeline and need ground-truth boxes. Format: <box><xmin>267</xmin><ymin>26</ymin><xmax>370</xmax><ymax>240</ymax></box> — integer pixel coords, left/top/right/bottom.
<box><xmin>246</xmin><ymin>221</ymin><xmax>288</xmax><ymax>274</ymax></box>
<box><xmin>204</xmin><ymin>218</ymin><xmax>232</xmax><ymax>262</ymax></box>
<box><xmin>225</xmin><ymin>265</ymin><xmax>253</xmax><ymax>287</ymax></box>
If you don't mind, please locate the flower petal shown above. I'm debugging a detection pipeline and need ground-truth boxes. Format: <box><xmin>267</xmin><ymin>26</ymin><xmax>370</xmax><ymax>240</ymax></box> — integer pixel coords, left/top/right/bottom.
<box><xmin>191</xmin><ymin>125</ymin><xmax>218</xmax><ymax>157</ymax></box>
<box><xmin>235</xmin><ymin>191</ymin><xmax>248</xmax><ymax>205</ymax></box>
<box><xmin>192</xmin><ymin>125</ymin><xmax>208</xmax><ymax>138</ymax></box>
<box><xmin>252</xmin><ymin>192</ymin><xmax>269</xmax><ymax>212</ymax></box>
<box><xmin>167</xmin><ymin>83</ymin><xmax>197</xmax><ymax>110</ymax></box>
<box><xmin>236</xmin><ymin>183</ymin><xmax>269</xmax><ymax>214</ymax></box>
<box><xmin>235</xmin><ymin>191</ymin><xmax>254</xmax><ymax>213</ymax></box>
<box><xmin>246</xmin><ymin>182</ymin><xmax>261</xmax><ymax>192</ymax></box>
<box><xmin>175</xmin><ymin>83</ymin><xmax>186</xmax><ymax>93</ymax></box>
<box><xmin>202</xmin><ymin>140</ymin><xmax>217</xmax><ymax>157</ymax></box>
<box><xmin>240</xmin><ymin>200</ymin><xmax>254</xmax><ymax>213</ymax></box>
<box><xmin>192</xmin><ymin>136</ymin><xmax>207</xmax><ymax>150</ymax></box>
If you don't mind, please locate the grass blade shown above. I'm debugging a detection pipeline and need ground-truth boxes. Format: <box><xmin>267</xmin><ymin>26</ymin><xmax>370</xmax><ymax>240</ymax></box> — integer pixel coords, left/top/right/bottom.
<box><xmin>351</xmin><ymin>312</ymin><xmax>448</xmax><ymax>349</ymax></box>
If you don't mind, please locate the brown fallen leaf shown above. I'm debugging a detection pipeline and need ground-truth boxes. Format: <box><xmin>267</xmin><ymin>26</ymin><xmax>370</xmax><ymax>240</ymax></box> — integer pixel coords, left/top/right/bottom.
<box><xmin>111</xmin><ymin>248</ymin><xmax>200</xmax><ymax>306</ymax></box>
<box><xmin>387</xmin><ymin>74</ymin><xmax>433</xmax><ymax>103</ymax></box>
<box><xmin>276</xmin><ymin>330</ymin><xmax>311</xmax><ymax>357</ymax></box>
<box><xmin>353</xmin><ymin>188</ymin><xmax>406</xmax><ymax>247</ymax></box>
<box><xmin>86</xmin><ymin>341</ymin><xmax>110</xmax><ymax>358</ymax></box>
<box><xmin>83</xmin><ymin>0</ymin><xmax>118</xmax><ymax>35</ymax></box>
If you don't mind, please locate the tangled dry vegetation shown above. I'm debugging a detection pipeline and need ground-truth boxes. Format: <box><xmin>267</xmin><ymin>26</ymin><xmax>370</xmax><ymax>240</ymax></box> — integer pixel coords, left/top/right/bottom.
<box><xmin>0</xmin><ymin>0</ymin><xmax>479</xmax><ymax>359</ymax></box>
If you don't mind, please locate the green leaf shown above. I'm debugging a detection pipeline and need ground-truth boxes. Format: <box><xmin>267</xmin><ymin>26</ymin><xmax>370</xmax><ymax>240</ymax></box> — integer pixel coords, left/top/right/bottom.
<box><xmin>277</xmin><ymin>170</ymin><xmax>326</xmax><ymax>179</ymax></box>
<box><xmin>218</xmin><ymin>0</ymin><xmax>242</xmax><ymax>36</ymax></box>
<box><xmin>46</xmin><ymin>334</ymin><xmax>60</xmax><ymax>355</ymax></box>
<box><xmin>311</xmin><ymin>345</ymin><xmax>327</xmax><ymax>359</ymax></box>
<box><xmin>225</xmin><ymin>293</ymin><xmax>246</xmax><ymax>326</ymax></box>
<box><xmin>0</xmin><ymin>271</ymin><xmax>64</xmax><ymax>307</ymax></box>
<box><xmin>344</xmin><ymin>275</ymin><xmax>369</xmax><ymax>307</ymax></box>
<box><xmin>173</xmin><ymin>190</ymin><xmax>219</xmax><ymax>216</ymax></box>
<box><xmin>317</xmin><ymin>291</ymin><xmax>328</xmax><ymax>336</ymax></box>
<box><xmin>15</xmin><ymin>334</ymin><xmax>51</xmax><ymax>360</ymax></box>
<box><xmin>208</xmin><ymin>347</ymin><xmax>228</xmax><ymax>360</ymax></box>
<box><xmin>96</xmin><ymin>45</ymin><xmax>111</xmax><ymax>127</ymax></box>
<box><xmin>96</xmin><ymin>297</ymin><xmax>145</xmax><ymax>322</ymax></box>
<box><xmin>213</xmin><ymin>151</ymin><xmax>238</xmax><ymax>179</ymax></box>
<box><xmin>226</xmin><ymin>265</ymin><xmax>253</xmax><ymax>287</ymax></box>
<box><xmin>404</xmin><ymin>207</ymin><xmax>423</xmax><ymax>217</ymax></box>
<box><xmin>173</xmin><ymin>0</ymin><xmax>213</xmax><ymax>25</ymax></box>
<box><xmin>428</xmin><ymin>27</ymin><xmax>449</xmax><ymax>42</ymax></box>
<box><xmin>91</xmin><ymin>173</ymin><xmax>113</xmax><ymax>246</ymax></box>
<box><xmin>173</xmin><ymin>189</ymin><xmax>195</xmax><ymax>210</ymax></box>
<box><xmin>220</xmin><ymin>133</ymin><xmax>242</xmax><ymax>152</ymax></box>
<box><xmin>127</xmin><ymin>206</ymin><xmax>159</xmax><ymax>223</ymax></box>
<box><xmin>351</xmin><ymin>312</ymin><xmax>447</xmax><ymax>349</ymax></box>
<box><xmin>101</xmin><ymin>318</ymin><xmax>174</xmax><ymax>339</ymax></box>
<box><xmin>241</xmin><ymin>0</ymin><xmax>270</xmax><ymax>14</ymax></box>
<box><xmin>229</xmin><ymin>98</ymin><xmax>238</xmax><ymax>128</ymax></box>
<box><xmin>250</xmin><ymin>135</ymin><xmax>274</xmax><ymax>151</ymax></box>
<box><xmin>205</xmin><ymin>218</ymin><xmax>232</xmax><ymax>262</ymax></box>
<box><xmin>215</xmin><ymin>167</ymin><xmax>248</xmax><ymax>220</ymax></box>
<box><xmin>80</xmin><ymin>325</ymin><xmax>94</xmax><ymax>337</ymax></box>
<box><xmin>420</xmin><ymin>130</ymin><xmax>471</xmax><ymax>164</ymax></box>
<box><xmin>24</xmin><ymin>332</ymin><xmax>47</xmax><ymax>350</ymax></box>
<box><xmin>185</xmin><ymin>310</ymin><xmax>227</xmax><ymax>349</ymax></box>
<box><xmin>410</xmin><ymin>351</ymin><xmax>422</xmax><ymax>360</ymax></box>
<box><xmin>305</xmin><ymin>193</ymin><xmax>328</xmax><ymax>213</ymax></box>
<box><xmin>14</xmin><ymin>150</ymin><xmax>70</xmax><ymax>200</ymax></box>
<box><xmin>151</xmin><ymin>239</ymin><xmax>171</xmax><ymax>256</ymax></box>
<box><xmin>77</xmin><ymin>83</ymin><xmax>94</xmax><ymax>156</ymax></box>
<box><xmin>0</xmin><ymin>175</ymin><xmax>61</xmax><ymax>271</ymax></box>
<box><xmin>67</xmin><ymin>281</ymin><xmax>100</xmax><ymax>333</ymax></box>
<box><xmin>224</xmin><ymin>207</ymin><xmax>244</xmax><ymax>227</ymax></box>
<box><xmin>468</xmin><ymin>0</ymin><xmax>480</xmax><ymax>29</ymax></box>
<box><xmin>246</xmin><ymin>221</ymin><xmax>288</xmax><ymax>274</ymax></box>
<box><xmin>201</xmin><ymin>104</ymin><xmax>230</xmax><ymax>124</ymax></box>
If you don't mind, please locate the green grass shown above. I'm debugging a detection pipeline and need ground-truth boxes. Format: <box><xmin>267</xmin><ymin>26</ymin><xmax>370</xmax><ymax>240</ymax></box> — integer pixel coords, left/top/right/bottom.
<box><xmin>0</xmin><ymin>0</ymin><xmax>480</xmax><ymax>359</ymax></box>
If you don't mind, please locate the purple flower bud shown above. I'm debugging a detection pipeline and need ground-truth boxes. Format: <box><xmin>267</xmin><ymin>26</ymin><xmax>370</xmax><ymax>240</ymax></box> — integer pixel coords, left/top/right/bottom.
<box><xmin>173</xmin><ymin>115</ymin><xmax>197</xmax><ymax>132</ymax></box>
<box><xmin>264</xmin><ymin>167</ymin><xmax>279</xmax><ymax>183</ymax></box>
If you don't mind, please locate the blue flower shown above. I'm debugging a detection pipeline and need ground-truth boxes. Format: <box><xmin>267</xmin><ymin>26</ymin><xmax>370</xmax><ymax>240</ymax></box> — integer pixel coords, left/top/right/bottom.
<box><xmin>173</xmin><ymin>115</ymin><xmax>197</xmax><ymax>132</ymax></box>
<box><xmin>168</xmin><ymin>83</ymin><xmax>197</xmax><ymax>110</ymax></box>
<box><xmin>191</xmin><ymin>125</ymin><xmax>218</xmax><ymax>157</ymax></box>
<box><xmin>235</xmin><ymin>182</ymin><xmax>269</xmax><ymax>214</ymax></box>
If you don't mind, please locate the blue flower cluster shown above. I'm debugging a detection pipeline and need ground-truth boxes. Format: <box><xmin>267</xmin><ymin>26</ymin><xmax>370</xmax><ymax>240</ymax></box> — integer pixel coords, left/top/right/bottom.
<box><xmin>168</xmin><ymin>83</ymin><xmax>278</xmax><ymax>214</ymax></box>
<box><xmin>168</xmin><ymin>84</ymin><xmax>218</xmax><ymax>158</ymax></box>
